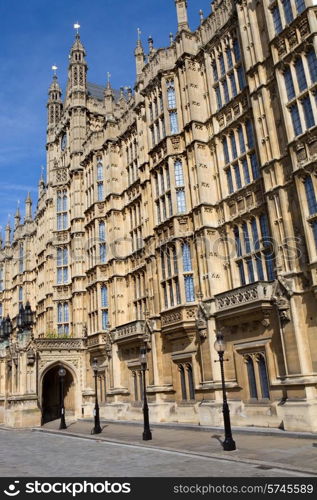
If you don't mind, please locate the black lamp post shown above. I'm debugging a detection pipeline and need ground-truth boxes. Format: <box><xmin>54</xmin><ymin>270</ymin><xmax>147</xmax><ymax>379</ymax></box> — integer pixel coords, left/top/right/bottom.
<box><xmin>214</xmin><ymin>332</ymin><xmax>236</xmax><ymax>451</ymax></box>
<box><xmin>140</xmin><ymin>346</ymin><xmax>152</xmax><ymax>441</ymax></box>
<box><xmin>58</xmin><ymin>366</ymin><xmax>67</xmax><ymax>429</ymax></box>
<box><xmin>91</xmin><ymin>358</ymin><xmax>102</xmax><ymax>434</ymax></box>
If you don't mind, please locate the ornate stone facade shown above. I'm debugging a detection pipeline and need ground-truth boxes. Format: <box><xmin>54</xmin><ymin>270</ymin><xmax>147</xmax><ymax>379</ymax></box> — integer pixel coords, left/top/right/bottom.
<box><xmin>1</xmin><ymin>0</ymin><xmax>317</xmax><ymax>431</ymax></box>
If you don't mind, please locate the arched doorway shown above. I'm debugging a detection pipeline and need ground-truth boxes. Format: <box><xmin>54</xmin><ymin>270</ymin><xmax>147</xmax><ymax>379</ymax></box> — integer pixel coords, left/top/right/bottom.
<box><xmin>42</xmin><ymin>365</ymin><xmax>75</xmax><ymax>424</ymax></box>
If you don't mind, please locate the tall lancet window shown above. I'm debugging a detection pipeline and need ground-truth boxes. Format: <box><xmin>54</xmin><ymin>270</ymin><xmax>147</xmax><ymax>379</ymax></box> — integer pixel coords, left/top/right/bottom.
<box><xmin>57</xmin><ymin>247</ymin><xmax>68</xmax><ymax>284</ymax></box>
<box><xmin>57</xmin><ymin>190</ymin><xmax>68</xmax><ymax>230</ymax></box>
<box><xmin>174</xmin><ymin>160</ymin><xmax>186</xmax><ymax>214</ymax></box>
<box><xmin>167</xmin><ymin>79</ymin><xmax>179</xmax><ymax>134</ymax></box>
<box><xmin>101</xmin><ymin>285</ymin><xmax>109</xmax><ymax>330</ymax></box>
<box><xmin>97</xmin><ymin>161</ymin><xmax>103</xmax><ymax>181</ymax></box>
<box><xmin>99</xmin><ymin>221</ymin><xmax>106</xmax><ymax>263</ymax></box>
<box><xmin>19</xmin><ymin>243</ymin><xmax>24</xmax><ymax>273</ymax></box>
<box><xmin>57</xmin><ymin>302</ymin><xmax>69</xmax><ymax>335</ymax></box>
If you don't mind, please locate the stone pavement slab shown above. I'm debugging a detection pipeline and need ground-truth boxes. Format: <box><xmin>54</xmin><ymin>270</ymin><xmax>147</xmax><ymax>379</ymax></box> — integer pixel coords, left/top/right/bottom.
<box><xmin>0</xmin><ymin>428</ymin><xmax>310</xmax><ymax>477</ymax></box>
<box><xmin>34</xmin><ymin>419</ymin><xmax>317</xmax><ymax>476</ymax></box>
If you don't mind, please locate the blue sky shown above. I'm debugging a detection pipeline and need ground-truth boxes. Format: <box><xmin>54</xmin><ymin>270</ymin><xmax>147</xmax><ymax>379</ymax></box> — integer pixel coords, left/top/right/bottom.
<box><xmin>0</xmin><ymin>0</ymin><xmax>212</xmax><ymax>234</ymax></box>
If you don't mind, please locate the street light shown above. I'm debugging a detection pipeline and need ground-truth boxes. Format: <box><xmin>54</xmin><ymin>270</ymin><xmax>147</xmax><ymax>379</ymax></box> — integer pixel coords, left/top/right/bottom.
<box><xmin>17</xmin><ymin>305</ymin><xmax>25</xmax><ymax>331</ymax></box>
<box><xmin>3</xmin><ymin>315</ymin><xmax>12</xmax><ymax>338</ymax></box>
<box><xmin>24</xmin><ymin>301</ymin><xmax>33</xmax><ymax>329</ymax></box>
<box><xmin>58</xmin><ymin>366</ymin><xmax>67</xmax><ymax>430</ymax></box>
<box><xmin>0</xmin><ymin>320</ymin><xmax>5</xmax><ymax>340</ymax></box>
<box><xmin>91</xmin><ymin>358</ymin><xmax>102</xmax><ymax>434</ymax></box>
<box><xmin>140</xmin><ymin>346</ymin><xmax>152</xmax><ymax>441</ymax></box>
<box><xmin>214</xmin><ymin>331</ymin><xmax>236</xmax><ymax>451</ymax></box>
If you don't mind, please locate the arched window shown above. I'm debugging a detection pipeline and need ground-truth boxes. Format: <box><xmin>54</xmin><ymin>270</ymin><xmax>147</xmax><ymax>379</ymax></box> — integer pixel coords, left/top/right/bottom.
<box><xmin>238</xmin><ymin>125</ymin><xmax>245</xmax><ymax>154</ymax></box>
<box><xmin>174</xmin><ymin>160</ymin><xmax>184</xmax><ymax>186</ymax></box>
<box><xmin>258</xmin><ymin>354</ymin><xmax>270</xmax><ymax>399</ymax></box>
<box><xmin>284</xmin><ymin>67</ymin><xmax>295</xmax><ymax>100</ymax></box>
<box><xmin>246</xmin><ymin>355</ymin><xmax>258</xmax><ymax>399</ymax></box>
<box><xmin>19</xmin><ymin>243</ymin><xmax>24</xmax><ymax>273</ymax></box>
<box><xmin>97</xmin><ymin>162</ymin><xmax>103</xmax><ymax>181</ymax></box>
<box><xmin>179</xmin><ymin>365</ymin><xmax>187</xmax><ymax>400</ymax></box>
<box><xmin>304</xmin><ymin>176</ymin><xmax>317</xmax><ymax>215</ymax></box>
<box><xmin>259</xmin><ymin>213</ymin><xmax>270</xmax><ymax>247</ymax></box>
<box><xmin>187</xmin><ymin>364</ymin><xmax>195</xmax><ymax>400</ymax></box>
<box><xmin>167</xmin><ymin>80</ymin><xmax>176</xmax><ymax>109</ymax></box>
<box><xmin>295</xmin><ymin>0</ymin><xmax>306</xmax><ymax>14</ymax></box>
<box><xmin>101</xmin><ymin>285</ymin><xmax>109</xmax><ymax>330</ymax></box>
<box><xmin>233</xmin><ymin>226</ymin><xmax>242</xmax><ymax>257</ymax></box>
<box><xmin>57</xmin><ymin>302</ymin><xmax>69</xmax><ymax>335</ymax></box>
<box><xmin>306</xmin><ymin>47</ymin><xmax>317</xmax><ymax>83</ymax></box>
<box><xmin>282</xmin><ymin>0</ymin><xmax>294</xmax><ymax>24</ymax></box>
<box><xmin>295</xmin><ymin>58</ymin><xmax>307</xmax><ymax>92</ymax></box>
<box><xmin>251</xmin><ymin>218</ymin><xmax>259</xmax><ymax>250</ymax></box>
<box><xmin>99</xmin><ymin>222</ymin><xmax>105</xmax><ymax>241</ymax></box>
<box><xmin>101</xmin><ymin>286</ymin><xmax>108</xmax><ymax>307</ymax></box>
<box><xmin>182</xmin><ymin>243</ymin><xmax>192</xmax><ymax>272</ymax></box>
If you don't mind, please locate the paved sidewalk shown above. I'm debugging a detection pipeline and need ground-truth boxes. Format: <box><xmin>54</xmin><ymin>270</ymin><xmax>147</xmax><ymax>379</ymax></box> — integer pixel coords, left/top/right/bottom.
<box><xmin>34</xmin><ymin>419</ymin><xmax>317</xmax><ymax>476</ymax></box>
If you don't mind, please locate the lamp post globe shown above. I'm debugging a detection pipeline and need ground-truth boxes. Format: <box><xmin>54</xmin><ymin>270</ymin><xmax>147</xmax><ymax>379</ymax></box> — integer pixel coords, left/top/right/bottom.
<box><xmin>139</xmin><ymin>345</ymin><xmax>152</xmax><ymax>441</ymax></box>
<box><xmin>58</xmin><ymin>366</ymin><xmax>67</xmax><ymax>429</ymax></box>
<box><xmin>214</xmin><ymin>331</ymin><xmax>236</xmax><ymax>451</ymax></box>
<box><xmin>91</xmin><ymin>357</ymin><xmax>102</xmax><ymax>434</ymax></box>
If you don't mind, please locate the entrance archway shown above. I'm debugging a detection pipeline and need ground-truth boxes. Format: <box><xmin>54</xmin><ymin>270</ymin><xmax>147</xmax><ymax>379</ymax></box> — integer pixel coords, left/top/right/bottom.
<box><xmin>42</xmin><ymin>365</ymin><xmax>75</xmax><ymax>424</ymax></box>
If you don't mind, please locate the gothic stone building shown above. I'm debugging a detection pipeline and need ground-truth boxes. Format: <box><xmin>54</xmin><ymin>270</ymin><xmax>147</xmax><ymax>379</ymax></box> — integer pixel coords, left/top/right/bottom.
<box><xmin>1</xmin><ymin>0</ymin><xmax>317</xmax><ymax>431</ymax></box>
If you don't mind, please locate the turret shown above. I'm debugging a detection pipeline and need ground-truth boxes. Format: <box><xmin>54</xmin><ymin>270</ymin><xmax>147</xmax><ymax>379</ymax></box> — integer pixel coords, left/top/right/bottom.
<box><xmin>25</xmin><ymin>193</ymin><xmax>32</xmax><ymax>222</ymax></box>
<box><xmin>14</xmin><ymin>205</ymin><xmax>21</xmax><ymax>229</ymax></box>
<box><xmin>47</xmin><ymin>67</ymin><xmax>62</xmax><ymax>129</ymax></box>
<box><xmin>174</xmin><ymin>0</ymin><xmax>189</xmax><ymax>31</ymax></box>
<box><xmin>104</xmin><ymin>73</ymin><xmax>115</xmax><ymax>119</ymax></box>
<box><xmin>5</xmin><ymin>221</ymin><xmax>11</xmax><ymax>248</ymax></box>
<box><xmin>38</xmin><ymin>169</ymin><xmax>45</xmax><ymax>199</ymax></box>
<box><xmin>134</xmin><ymin>28</ymin><xmax>145</xmax><ymax>80</ymax></box>
<box><xmin>67</xmin><ymin>26</ymin><xmax>87</xmax><ymax>99</ymax></box>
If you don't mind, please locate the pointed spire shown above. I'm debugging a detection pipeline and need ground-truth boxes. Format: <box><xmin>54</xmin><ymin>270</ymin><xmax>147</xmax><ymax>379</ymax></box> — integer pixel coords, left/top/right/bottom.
<box><xmin>25</xmin><ymin>193</ymin><xmax>32</xmax><ymax>222</ymax></box>
<box><xmin>169</xmin><ymin>32</ymin><xmax>174</xmax><ymax>46</ymax></box>
<box><xmin>174</xmin><ymin>0</ymin><xmax>189</xmax><ymax>32</ymax></box>
<box><xmin>104</xmin><ymin>73</ymin><xmax>115</xmax><ymax>119</ymax></box>
<box><xmin>5</xmin><ymin>219</ymin><xmax>11</xmax><ymax>247</ymax></box>
<box><xmin>135</xmin><ymin>28</ymin><xmax>145</xmax><ymax>80</ymax></box>
<box><xmin>199</xmin><ymin>9</ymin><xmax>204</xmax><ymax>24</ymax></box>
<box><xmin>67</xmin><ymin>23</ymin><xmax>87</xmax><ymax>98</ymax></box>
<box><xmin>48</xmin><ymin>66</ymin><xmax>62</xmax><ymax>99</ymax></box>
<box><xmin>69</xmin><ymin>23</ymin><xmax>86</xmax><ymax>62</ymax></box>
<box><xmin>38</xmin><ymin>167</ymin><xmax>45</xmax><ymax>198</ymax></box>
<box><xmin>14</xmin><ymin>203</ymin><xmax>21</xmax><ymax>229</ymax></box>
<box><xmin>47</xmin><ymin>67</ymin><xmax>62</xmax><ymax>128</ymax></box>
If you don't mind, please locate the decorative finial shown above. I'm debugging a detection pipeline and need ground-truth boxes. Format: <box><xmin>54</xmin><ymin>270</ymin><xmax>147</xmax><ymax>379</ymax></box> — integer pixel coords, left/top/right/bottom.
<box><xmin>199</xmin><ymin>9</ymin><xmax>204</xmax><ymax>24</ymax></box>
<box><xmin>107</xmin><ymin>71</ymin><xmax>111</xmax><ymax>89</ymax></box>
<box><xmin>137</xmin><ymin>27</ymin><xmax>141</xmax><ymax>41</ymax></box>
<box><xmin>148</xmin><ymin>35</ymin><xmax>154</xmax><ymax>53</ymax></box>
<box><xmin>74</xmin><ymin>22</ymin><xmax>80</xmax><ymax>36</ymax></box>
<box><xmin>52</xmin><ymin>65</ymin><xmax>58</xmax><ymax>77</ymax></box>
<box><xmin>169</xmin><ymin>32</ymin><xmax>174</xmax><ymax>46</ymax></box>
